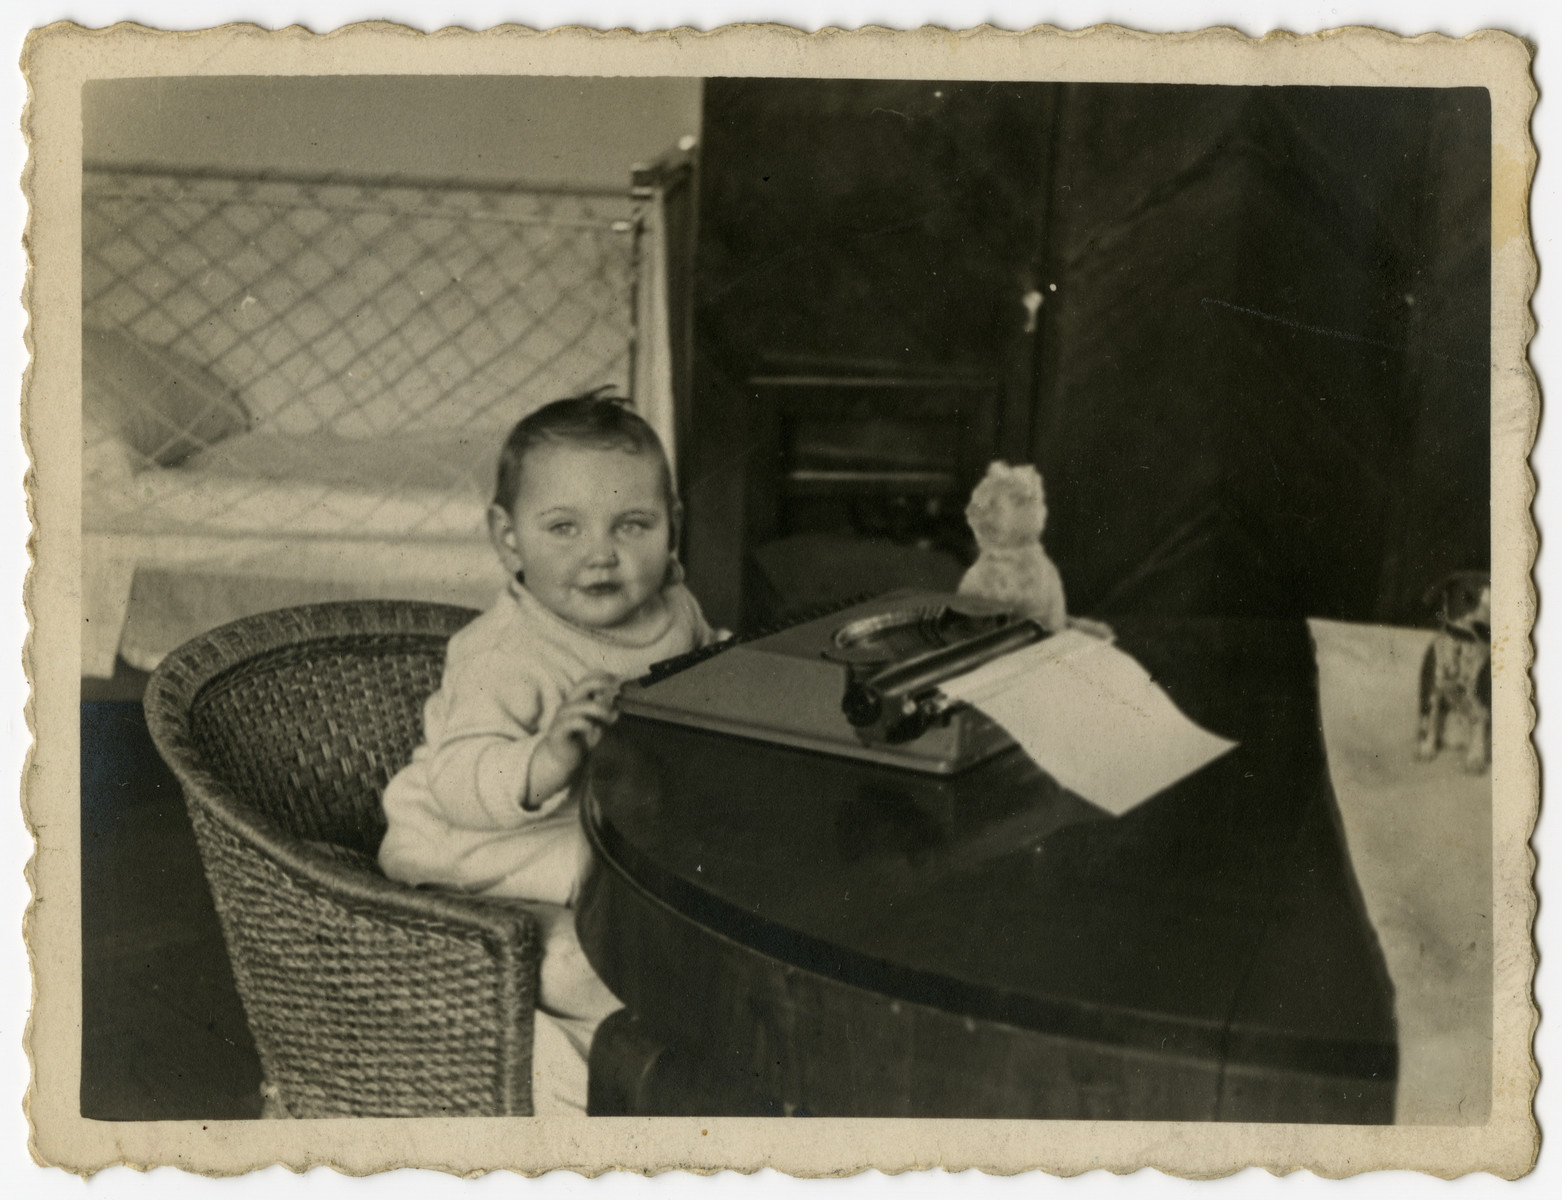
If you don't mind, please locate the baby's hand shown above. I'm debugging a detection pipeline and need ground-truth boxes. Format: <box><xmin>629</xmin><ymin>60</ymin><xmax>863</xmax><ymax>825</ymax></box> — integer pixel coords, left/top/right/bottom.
<box><xmin>524</xmin><ymin>673</ymin><xmax>621</xmax><ymax>809</ymax></box>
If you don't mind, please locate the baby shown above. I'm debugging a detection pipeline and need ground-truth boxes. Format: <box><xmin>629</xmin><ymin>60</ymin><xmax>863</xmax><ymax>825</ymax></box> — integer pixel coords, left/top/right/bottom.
<box><xmin>379</xmin><ymin>392</ymin><xmax>717</xmax><ymax>1115</ymax></box>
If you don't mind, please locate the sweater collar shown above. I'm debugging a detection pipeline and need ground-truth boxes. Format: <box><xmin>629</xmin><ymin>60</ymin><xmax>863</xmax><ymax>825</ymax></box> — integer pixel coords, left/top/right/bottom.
<box><xmin>508</xmin><ymin>577</ymin><xmax>677</xmax><ymax>650</ymax></box>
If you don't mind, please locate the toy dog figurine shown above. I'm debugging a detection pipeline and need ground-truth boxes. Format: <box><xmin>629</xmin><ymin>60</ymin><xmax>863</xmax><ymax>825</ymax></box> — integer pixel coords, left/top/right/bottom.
<box><xmin>1417</xmin><ymin>570</ymin><xmax>1492</xmax><ymax>773</ymax></box>
<box><xmin>958</xmin><ymin>462</ymin><xmax>1068</xmax><ymax>632</ymax></box>
<box><xmin>957</xmin><ymin>461</ymin><xmax>1112</xmax><ymax>640</ymax></box>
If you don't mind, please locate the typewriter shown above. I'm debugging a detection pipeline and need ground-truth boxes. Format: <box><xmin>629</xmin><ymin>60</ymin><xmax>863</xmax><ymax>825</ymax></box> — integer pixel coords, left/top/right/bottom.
<box><xmin>619</xmin><ymin>590</ymin><xmax>1049</xmax><ymax>774</ymax></box>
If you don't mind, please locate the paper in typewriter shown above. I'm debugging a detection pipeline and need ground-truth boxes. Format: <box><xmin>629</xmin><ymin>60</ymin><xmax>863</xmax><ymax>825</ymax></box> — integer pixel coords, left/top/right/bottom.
<box><xmin>940</xmin><ymin>629</ymin><xmax>1237</xmax><ymax>815</ymax></box>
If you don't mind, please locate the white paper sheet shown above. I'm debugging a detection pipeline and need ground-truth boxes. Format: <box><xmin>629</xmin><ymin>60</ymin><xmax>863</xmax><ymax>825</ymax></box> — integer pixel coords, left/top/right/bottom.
<box><xmin>940</xmin><ymin>629</ymin><xmax>1237</xmax><ymax>816</ymax></box>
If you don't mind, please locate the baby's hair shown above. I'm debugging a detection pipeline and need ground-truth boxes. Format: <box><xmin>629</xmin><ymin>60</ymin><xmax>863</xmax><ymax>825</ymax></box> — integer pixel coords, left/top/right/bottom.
<box><xmin>493</xmin><ymin>387</ymin><xmax>674</xmax><ymax>515</ymax></box>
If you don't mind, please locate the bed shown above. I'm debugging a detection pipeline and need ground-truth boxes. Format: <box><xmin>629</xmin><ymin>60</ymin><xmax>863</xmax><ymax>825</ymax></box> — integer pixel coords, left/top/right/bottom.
<box><xmin>81</xmin><ymin>166</ymin><xmax>680</xmax><ymax>676</ymax></box>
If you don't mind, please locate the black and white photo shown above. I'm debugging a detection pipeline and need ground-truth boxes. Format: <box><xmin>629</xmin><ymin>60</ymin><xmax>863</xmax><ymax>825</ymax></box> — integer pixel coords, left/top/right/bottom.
<box><xmin>19</xmin><ymin>19</ymin><xmax>1537</xmax><ymax>1180</ymax></box>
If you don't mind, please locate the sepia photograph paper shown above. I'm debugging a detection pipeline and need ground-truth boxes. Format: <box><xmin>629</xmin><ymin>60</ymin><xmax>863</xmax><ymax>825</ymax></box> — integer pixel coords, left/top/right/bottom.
<box><xmin>16</xmin><ymin>6</ymin><xmax>1540</xmax><ymax>1183</ymax></box>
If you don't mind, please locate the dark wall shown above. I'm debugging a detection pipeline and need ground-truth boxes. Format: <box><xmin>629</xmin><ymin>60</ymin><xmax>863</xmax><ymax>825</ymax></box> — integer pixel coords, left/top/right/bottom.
<box><xmin>1031</xmin><ymin>85</ymin><xmax>1489</xmax><ymax>622</ymax></box>
<box><xmin>686</xmin><ymin>80</ymin><xmax>1489</xmax><ymax>627</ymax></box>
<box><xmin>693</xmin><ymin>79</ymin><xmax>1057</xmax><ymax>374</ymax></box>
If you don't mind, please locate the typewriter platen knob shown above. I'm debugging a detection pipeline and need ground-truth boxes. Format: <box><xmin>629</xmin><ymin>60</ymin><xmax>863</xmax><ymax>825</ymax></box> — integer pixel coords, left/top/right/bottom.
<box><xmin>841</xmin><ymin>676</ymin><xmax>883</xmax><ymax>729</ymax></box>
<box><xmin>842</xmin><ymin>682</ymin><xmax>942</xmax><ymax>745</ymax></box>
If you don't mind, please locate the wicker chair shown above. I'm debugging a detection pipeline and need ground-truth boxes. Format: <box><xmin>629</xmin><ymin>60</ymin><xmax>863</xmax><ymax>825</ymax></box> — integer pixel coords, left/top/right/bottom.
<box><xmin>144</xmin><ymin>601</ymin><xmax>543</xmax><ymax>1118</ymax></box>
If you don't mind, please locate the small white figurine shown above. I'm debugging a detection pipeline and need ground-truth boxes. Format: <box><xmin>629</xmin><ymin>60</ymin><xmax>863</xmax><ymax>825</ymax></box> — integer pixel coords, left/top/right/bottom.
<box><xmin>957</xmin><ymin>461</ymin><xmax>1112</xmax><ymax>639</ymax></box>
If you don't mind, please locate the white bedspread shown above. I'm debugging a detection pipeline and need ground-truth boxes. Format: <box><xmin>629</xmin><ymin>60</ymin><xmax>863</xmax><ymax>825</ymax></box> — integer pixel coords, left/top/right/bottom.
<box><xmin>89</xmin><ymin>430</ymin><xmax>498</xmax><ymax>540</ymax></box>
<box><xmin>83</xmin><ymin>430</ymin><xmax>510</xmax><ymax>675</ymax></box>
<box><xmin>91</xmin><ymin>537</ymin><xmax>510</xmax><ymax>675</ymax></box>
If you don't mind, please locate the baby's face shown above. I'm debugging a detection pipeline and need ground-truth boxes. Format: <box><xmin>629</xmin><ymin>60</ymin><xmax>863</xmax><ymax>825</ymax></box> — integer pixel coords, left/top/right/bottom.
<box><xmin>495</xmin><ymin>442</ymin><xmax>673</xmax><ymax>630</ymax></box>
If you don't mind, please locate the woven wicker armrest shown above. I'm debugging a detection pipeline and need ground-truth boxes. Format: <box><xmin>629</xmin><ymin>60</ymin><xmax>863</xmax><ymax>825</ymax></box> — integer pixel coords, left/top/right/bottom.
<box><xmin>144</xmin><ymin>601</ymin><xmax>549</xmax><ymax>1117</ymax></box>
<box><xmin>178</xmin><ymin>757</ymin><xmax>543</xmax><ymax>1117</ymax></box>
<box><xmin>206</xmin><ymin>788</ymin><xmax>542</xmax><ymax>942</ymax></box>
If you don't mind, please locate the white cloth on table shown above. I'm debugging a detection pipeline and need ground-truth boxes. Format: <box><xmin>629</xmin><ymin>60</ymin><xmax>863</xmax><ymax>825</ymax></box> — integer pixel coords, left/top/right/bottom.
<box><xmin>1308</xmin><ymin>618</ymin><xmax>1491</xmax><ymax>1125</ymax></box>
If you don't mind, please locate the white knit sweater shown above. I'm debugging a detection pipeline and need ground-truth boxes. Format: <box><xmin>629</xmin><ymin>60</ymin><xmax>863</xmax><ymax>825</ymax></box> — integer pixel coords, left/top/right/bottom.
<box><xmin>379</xmin><ymin>578</ymin><xmax>714</xmax><ymax>904</ymax></box>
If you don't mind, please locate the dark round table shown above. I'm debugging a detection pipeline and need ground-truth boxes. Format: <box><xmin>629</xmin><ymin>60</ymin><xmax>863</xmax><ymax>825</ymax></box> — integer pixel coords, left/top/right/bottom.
<box><xmin>576</xmin><ymin>617</ymin><xmax>1397</xmax><ymax>1121</ymax></box>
